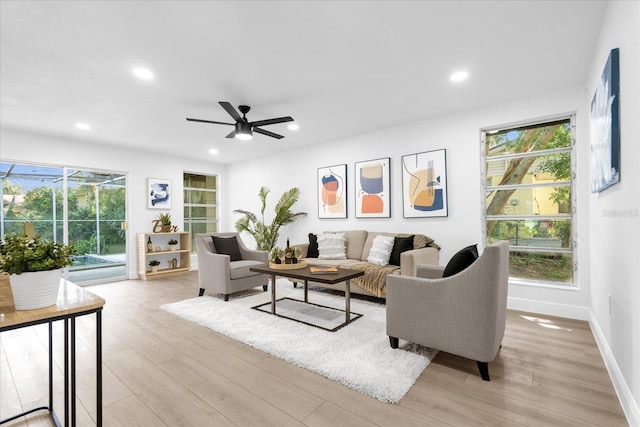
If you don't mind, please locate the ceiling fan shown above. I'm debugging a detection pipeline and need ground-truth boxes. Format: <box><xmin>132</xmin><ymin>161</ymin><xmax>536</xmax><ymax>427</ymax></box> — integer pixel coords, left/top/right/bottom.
<box><xmin>186</xmin><ymin>101</ymin><xmax>294</xmax><ymax>141</ymax></box>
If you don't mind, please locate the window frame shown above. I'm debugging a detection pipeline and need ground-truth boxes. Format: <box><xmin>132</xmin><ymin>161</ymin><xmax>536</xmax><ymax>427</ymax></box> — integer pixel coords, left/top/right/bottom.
<box><xmin>481</xmin><ymin>114</ymin><xmax>577</xmax><ymax>287</ymax></box>
<box><xmin>183</xmin><ymin>172</ymin><xmax>219</xmax><ymax>252</ymax></box>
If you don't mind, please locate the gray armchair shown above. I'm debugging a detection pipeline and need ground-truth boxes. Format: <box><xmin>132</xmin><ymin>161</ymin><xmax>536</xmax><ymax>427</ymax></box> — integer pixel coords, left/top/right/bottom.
<box><xmin>195</xmin><ymin>232</ymin><xmax>269</xmax><ymax>301</ymax></box>
<box><xmin>385</xmin><ymin>241</ymin><xmax>509</xmax><ymax>381</ymax></box>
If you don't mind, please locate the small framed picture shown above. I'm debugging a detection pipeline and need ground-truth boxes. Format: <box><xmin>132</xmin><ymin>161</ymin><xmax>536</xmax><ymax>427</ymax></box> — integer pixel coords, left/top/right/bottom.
<box><xmin>354</xmin><ymin>157</ymin><xmax>390</xmax><ymax>218</ymax></box>
<box><xmin>401</xmin><ymin>149</ymin><xmax>448</xmax><ymax>218</ymax></box>
<box><xmin>318</xmin><ymin>164</ymin><xmax>347</xmax><ymax>218</ymax></box>
<box><xmin>148</xmin><ymin>178</ymin><xmax>171</xmax><ymax>209</ymax></box>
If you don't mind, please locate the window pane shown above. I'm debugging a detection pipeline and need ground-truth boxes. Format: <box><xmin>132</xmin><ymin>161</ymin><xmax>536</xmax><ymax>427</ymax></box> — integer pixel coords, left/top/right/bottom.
<box><xmin>186</xmin><ymin>190</ymin><xmax>216</xmax><ymax>204</ymax></box>
<box><xmin>486</xmin><ymin>121</ymin><xmax>571</xmax><ymax>158</ymax></box>
<box><xmin>486</xmin><ymin>186</ymin><xmax>571</xmax><ymax>216</ymax></box>
<box><xmin>184</xmin><ymin>206</ymin><xmax>218</xmax><ymax>221</ymax></box>
<box><xmin>184</xmin><ymin>173</ymin><xmax>216</xmax><ymax>189</ymax></box>
<box><xmin>510</xmin><ymin>250</ymin><xmax>573</xmax><ymax>283</ymax></box>
<box><xmin>186</xmin><ymin>221</ymin><xmax>218</xmax><ymax>253</ymax></box>
<box><xmin>487</xmin><ymin>219</ymin><xmax>572</xmax><ymax>249</ymax></box>
<box><xmin>486</xmin><ymin>153</ymin><xmax>572</xmax><ymax>184</ymax></box>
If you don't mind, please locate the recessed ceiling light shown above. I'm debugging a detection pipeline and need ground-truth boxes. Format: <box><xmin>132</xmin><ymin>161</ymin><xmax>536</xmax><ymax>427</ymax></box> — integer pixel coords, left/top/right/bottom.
<box><xmin>133</xmin><ymin>67</ymin><xmax>154</xmax><ymax>80</ymax></box>
<box><xmin>450</xmin><ymin>70</ymin><xmax>469</xmax><ymax>82</ymax></box>
<box><xmin>288</xmin><ymin>123</ymin><xmax>299</xmax><ymax>131</ymax></box>
<box><xmin>208</xmin><ymin>148</ymin><xmax>219</xmax><ymax>155</ymax></box>
<box><xmin>75</xmin><ymin>123</ymin><xmax>91</xmax><ymax>130</ymax></box>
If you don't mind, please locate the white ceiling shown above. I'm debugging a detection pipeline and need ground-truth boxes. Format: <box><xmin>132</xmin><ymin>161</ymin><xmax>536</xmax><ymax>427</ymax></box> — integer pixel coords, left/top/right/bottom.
<box><xmin>0</xmin><ymin>1</ymin><xmax>607</xmax><ymax>164</ymax></box>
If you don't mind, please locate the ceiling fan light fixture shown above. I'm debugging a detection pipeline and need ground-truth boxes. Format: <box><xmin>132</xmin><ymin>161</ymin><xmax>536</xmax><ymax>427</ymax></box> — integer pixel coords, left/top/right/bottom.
<box><xmin>235</xmin><ymin>122</ymin><xmax>253</xmax><ymax>141</ymax></box>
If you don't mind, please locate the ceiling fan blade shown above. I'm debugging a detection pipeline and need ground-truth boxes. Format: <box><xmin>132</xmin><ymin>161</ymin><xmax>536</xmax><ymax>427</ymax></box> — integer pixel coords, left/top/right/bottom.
<box><xmin>186</xmin><ymin>118</ymin><xmax>234</xmax><ymax>125</ymax></box>
<box><xmin>219</xmin><ymin>101</ymin><xmax>242</xmax><ymax>122</ymax></box>
<box><xmin>225</xmin><ymin>129</ymin><xmax>237</xmax><ymax>138</ymax></box>
<box><xmin>254</xmin><ymin>127</ymin><xmax>284</xmax><ymax>139</ymax></box>
<box><xmin>249</xmin><ymin>116</ymin><xmax>294</xmax><ymax>127</ymax></box>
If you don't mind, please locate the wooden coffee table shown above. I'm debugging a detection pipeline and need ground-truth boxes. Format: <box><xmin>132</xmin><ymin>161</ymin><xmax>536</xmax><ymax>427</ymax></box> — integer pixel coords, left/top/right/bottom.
<box><xmin>249</xmin><ymin>264</ymin><xmax>364</xmax><ymax>330</ymax></box>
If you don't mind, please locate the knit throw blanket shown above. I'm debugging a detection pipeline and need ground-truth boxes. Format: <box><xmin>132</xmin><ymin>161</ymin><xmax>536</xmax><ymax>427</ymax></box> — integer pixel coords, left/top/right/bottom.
<box><xmin>349</xmin><ymin>263</ymin><xmax>400</xmax><ymax>297</ymax></box>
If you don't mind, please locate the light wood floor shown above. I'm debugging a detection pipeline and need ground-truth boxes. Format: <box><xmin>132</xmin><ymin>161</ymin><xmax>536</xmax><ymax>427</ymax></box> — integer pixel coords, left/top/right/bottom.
<box><xmin>1</xmin><ymin>272</ymin><xmax>628</xmax><ymax>426</ymax></box>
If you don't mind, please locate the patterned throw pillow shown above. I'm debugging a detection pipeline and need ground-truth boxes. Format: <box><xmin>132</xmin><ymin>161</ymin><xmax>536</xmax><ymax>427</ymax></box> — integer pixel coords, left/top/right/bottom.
<box><xmin>367</xmin><ymin>235</ymin><xmax>395</xmax><ymax>266</ymax></box>
<box><xmin>317</xmin><ymin>233</ymin><xmax>347</xmax><ymax>259</ymax></box>
<box><xmin>318</xmin><ymin>233</ymin><xmax>347</xmax><ymax>259</ymax></box>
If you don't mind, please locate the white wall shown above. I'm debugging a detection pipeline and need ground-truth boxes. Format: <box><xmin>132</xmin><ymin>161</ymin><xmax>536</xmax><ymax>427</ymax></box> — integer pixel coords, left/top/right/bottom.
<box><xmin>586</xmin><ymin>1</ymin><xmax>640</xmax><ymax>424</ymax></box>
<box><xmin>227</xmin><ymin>84</ymin><xmax>592</xmax><ymax>319</ymax></box>
<box><xmin>0</xmin><ymin>127</ymin><xmax>228</xmax><ymax>279</ymax></box>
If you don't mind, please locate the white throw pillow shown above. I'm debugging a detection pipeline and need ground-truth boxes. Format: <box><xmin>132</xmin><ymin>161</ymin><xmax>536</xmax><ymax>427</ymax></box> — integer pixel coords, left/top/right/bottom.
<box><xmin>367</xmin><ymin>235</ymin><xmax>395</xmax><ymax>266</ymax></box>
<box><xmin>317</xmin><ymin>233</ymin><xmax>347</xmax><ymax>259</ymax></box>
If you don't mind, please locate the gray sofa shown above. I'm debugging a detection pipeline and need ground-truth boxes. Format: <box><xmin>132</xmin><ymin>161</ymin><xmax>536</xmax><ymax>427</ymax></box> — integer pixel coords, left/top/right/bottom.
<box><xmin>385</xmin><ymin>241</ymin><xmax>509</xmax><ymax>380</ymax></box>
<box><xmin>292</xmin><ymin>230</ymin><xmax>440</xmax><ymax>298</ymax></box>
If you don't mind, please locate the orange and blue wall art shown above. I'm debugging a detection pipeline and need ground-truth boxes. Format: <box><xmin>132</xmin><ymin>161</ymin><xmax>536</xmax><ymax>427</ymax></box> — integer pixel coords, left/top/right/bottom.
<box><xmin>318</xmin><ymin>164</ymin><xmax>347</xmax><ymax>218</ymax></box>
<box><xmin>401</xmin><ymin>149</ymin><xmax>448</xmax><ymax>218</ymax></box>
<box><xmin>355</xmin><ymin>157</ymin><xmax>390</xmax><ymax>218</ymax></box>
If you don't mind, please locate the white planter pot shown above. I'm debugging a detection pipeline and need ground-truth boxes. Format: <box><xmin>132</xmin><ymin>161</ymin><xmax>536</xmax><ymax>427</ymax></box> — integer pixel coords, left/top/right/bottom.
<box><xmin>9</xmin><ymin>268</ymin><xmax>63</xmax><ymax>310</ymax></box>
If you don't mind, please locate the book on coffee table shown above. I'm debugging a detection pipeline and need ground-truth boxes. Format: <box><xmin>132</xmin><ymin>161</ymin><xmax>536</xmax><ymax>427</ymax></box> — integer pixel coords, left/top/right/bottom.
<box><xmin>309</xmin><ymin>266</ymin><xmax>339</xmax><ymax>274</ymax></box>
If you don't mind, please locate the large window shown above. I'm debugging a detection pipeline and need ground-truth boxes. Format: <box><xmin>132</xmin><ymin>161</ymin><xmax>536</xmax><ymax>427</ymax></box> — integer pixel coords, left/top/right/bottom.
<box><xmin>1</xmin><ymin>162</ymin><xmax>127</xmax><ymax>285</ymax></box>
<box><xmin>183</xmin><ymin>173</ymin><xmax>218</xmax><ymax>251</ymax></box>
<box><xmin>482</xmin><ymin>116</ymin><xmax>575</xmax><ymax>285</ymax></box>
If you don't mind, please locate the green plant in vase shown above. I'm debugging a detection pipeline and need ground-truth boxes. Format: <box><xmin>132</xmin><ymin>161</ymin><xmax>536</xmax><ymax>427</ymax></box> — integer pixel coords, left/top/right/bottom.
<box><xmin>270</xmin><ymin>246</ymin><xmax>282</xmax><ymax>264</ymax></box>
<box><xmin>0</xmin><ymin>234</ymin><xmax>76</xmax><ymax>310</ymax></box>
<box><xmin>157</xmin><ymin>212</ymin><xmax>172</xmax><ymax>232</ymax></box>
<box><xmin>148</xmin><ymin>259</ymin><xmax>161</xmax><ymax>273</ymax></box>
<box><xmin>233</xmin><ymin>186</ymin><xmax>307</xmax><ymax>252</ymax></box>
<box><xmin>168</xmin><ymin>238</ymin><xmax>178</xmax><ymax>251</ymax></box>
<box><xmin>0</xmin><ymin>234</ymin><xmax>76</xmax><ymax>275</ymax></box>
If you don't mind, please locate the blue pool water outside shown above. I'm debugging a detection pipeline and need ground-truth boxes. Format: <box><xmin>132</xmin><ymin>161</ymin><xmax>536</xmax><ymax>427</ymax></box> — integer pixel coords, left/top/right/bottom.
<box><xmin>69</xmin><ymin>254</ymin><xmax>126</xmax><ymax>284</ymax></box>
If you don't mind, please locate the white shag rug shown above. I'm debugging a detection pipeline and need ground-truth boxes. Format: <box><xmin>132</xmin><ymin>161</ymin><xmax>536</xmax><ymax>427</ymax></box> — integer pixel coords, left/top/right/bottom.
<box><xmin>160</xmin><ymin>280</ymin><xmax>436</xmax><ymax>403</ymax></box>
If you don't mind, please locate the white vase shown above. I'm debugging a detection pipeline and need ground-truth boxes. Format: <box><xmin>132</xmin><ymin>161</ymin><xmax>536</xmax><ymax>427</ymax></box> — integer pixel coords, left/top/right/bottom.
<box><xmin>9</xmin><ymin>268</ymin><xmax>63</xmax><ymax>310</ymax></box>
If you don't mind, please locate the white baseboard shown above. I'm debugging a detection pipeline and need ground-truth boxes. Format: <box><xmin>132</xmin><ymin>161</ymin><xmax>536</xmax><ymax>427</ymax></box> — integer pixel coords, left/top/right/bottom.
<box><xmin>589</xmin><ymin>311</ymin><xmax>640</xmax><ymax>427</ymax></box>
<box><xmin>507</xmin><ymin>296</ymin><xmax>589</xmax><ymax>320</ymax></box>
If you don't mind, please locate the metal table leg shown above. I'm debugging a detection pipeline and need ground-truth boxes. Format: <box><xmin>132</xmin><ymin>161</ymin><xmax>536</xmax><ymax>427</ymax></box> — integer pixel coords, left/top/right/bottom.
<box><xmin>71</xmin><ymin>317</ymin><xmax>76</xmax><ymax>426</ymax></box>
<box><xmin>270</xmin><ymin>274</ymin><xmax>277</xmax><ymax>314</ymax></box>
<box><xmin>345</xmin><ymin>279</ymin><xmax>351</xmax><ymax>324</ymax></box>
<box><xmin>96</xmin><ymin>310</ymin><xmax>102</xmax><ymax>427</ymax></box>
<box><xmin>64</xmin><ymin>318</ymin><xmax>69</xmax><ymax>427</ymax></box>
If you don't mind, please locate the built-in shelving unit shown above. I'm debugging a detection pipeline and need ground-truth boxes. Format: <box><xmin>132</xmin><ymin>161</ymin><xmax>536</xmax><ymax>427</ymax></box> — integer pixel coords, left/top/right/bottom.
<box><xmin>136</xmin><ymin>232</ymin><xmax>190</xmax><ymax>280</ymax></box>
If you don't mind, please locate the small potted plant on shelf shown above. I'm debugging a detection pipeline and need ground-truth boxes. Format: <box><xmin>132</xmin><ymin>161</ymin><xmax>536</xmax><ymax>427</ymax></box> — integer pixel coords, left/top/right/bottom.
<box><xmin>168</xmin><ymin>239</ymin><xmax>178</xmax><ymax>251</ymax></box>
<box><xmin>148</xmin><ymin>259</ymin><xmax>161</xmax><ymax>273</ymax></box>
<box><xmin>157</xmin><ymin>212</ymin><xmax>172</xmax><ymax>232</ymax></box>
<box><xmin>0</xmin><ymin>233</ymin><xmax>76</xmax><ymax>310</ymax></box>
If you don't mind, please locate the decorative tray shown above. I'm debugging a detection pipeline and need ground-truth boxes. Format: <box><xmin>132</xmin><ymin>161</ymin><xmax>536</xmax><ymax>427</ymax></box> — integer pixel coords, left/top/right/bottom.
<box><xmin>268</xmin><ymin>260</ymin><xmax>308</xmax><ymax>270</ymax></box>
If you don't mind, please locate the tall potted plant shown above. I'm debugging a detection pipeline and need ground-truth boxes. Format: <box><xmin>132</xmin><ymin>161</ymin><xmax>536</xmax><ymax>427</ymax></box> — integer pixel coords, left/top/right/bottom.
<box><xmin>0</xmin><ymin>234</ymin><xmax>76</xmax><ymax>310</ymax></box>
<box><xmin>233</xmin><ymin>186</ymin><xmax>307</xmax><ymax>252</ymax></box>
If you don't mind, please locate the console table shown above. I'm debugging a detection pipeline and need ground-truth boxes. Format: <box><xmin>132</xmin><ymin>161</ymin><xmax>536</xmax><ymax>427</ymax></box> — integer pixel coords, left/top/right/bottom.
<box><xmin>0</xmin><ymin>276</ymin><xmax>105</xmax><ymax>427</ymax></box>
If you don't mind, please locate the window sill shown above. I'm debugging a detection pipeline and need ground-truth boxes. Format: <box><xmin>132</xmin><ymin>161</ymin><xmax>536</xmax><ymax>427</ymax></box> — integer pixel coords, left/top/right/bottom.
<box><xmin>509</xmin><ymin>277</ymin><xmax>579</xmax><ymax>291</ymax></box>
